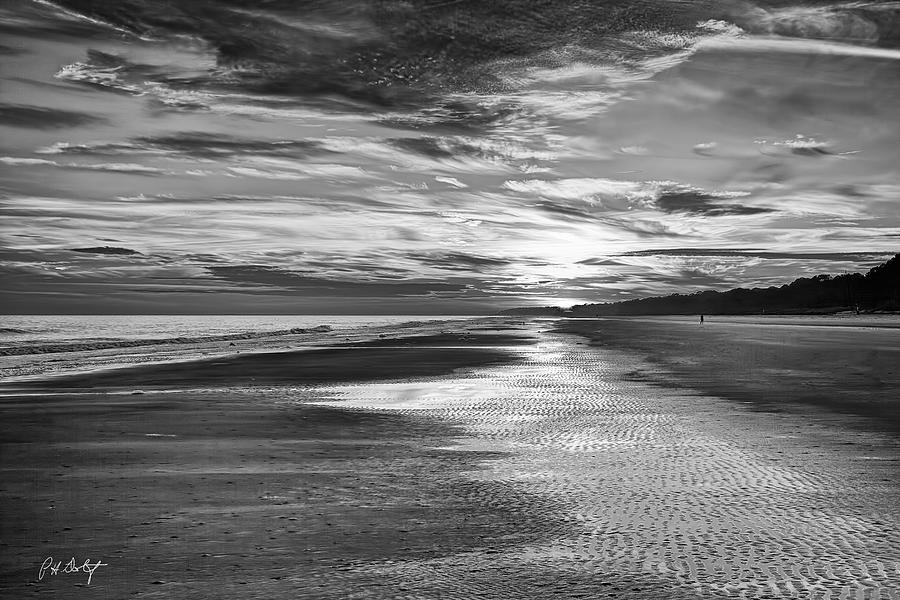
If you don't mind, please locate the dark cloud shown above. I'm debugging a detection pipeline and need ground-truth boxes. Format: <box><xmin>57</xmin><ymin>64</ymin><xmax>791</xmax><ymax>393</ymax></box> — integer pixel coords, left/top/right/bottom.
<box><xmin>656</xmin><ymin>190</ymin><xmax>773</xmax><ymax>217</ymax></box>
<box><xmin>379</xmin><ymin>100</ymin><xmax>530</xmax><ymax>135</ymax></box>
<box><xmin>389</xmin><ymin>137</ymin><xmax>456</xmax><ymax>159</ymax></box>
<box><xmin>208</xmin><ymin>265</ymin><xmax>473</xmax><ymax>296</ymax></box>
<box><xmin>416</xmin><ymin>252</ymin><xmax>511</xmax><ymax>271</ymax></box>
<box><xmin>831</xmin><ymin>184</ymin><xmax>870</xmax><ymax>198</ymax></box>
<box><xmin>535</xmin><ymin>201</ymin><xmax>593</xmax><ymax>220</ymax></box>
<box><xmin>672</xmin><ymin>269</ymin><xmax>729</xmax><ymax>287</ymax></box>
<box><xmin>71</xmin><ymin>246</ymin><xmax>139</xmax><ymax>255</ymax></box>
<box><xmin>301</xmin><ymin>260</ymin><xmax>409</xmax><ymax>275</ymax></box>
<box><xmin>621</xmin><ymin>249</ymin><xmax>896</xmax><ymax>261</ymax></box>
<box><xmin>443</xmin><ymin>253</ymin><xmax>510</xmax><ymax>267</ymax></box>
<box><xmin>0</xmin><ymin>290</ymin><xmax>501</xmax><ymax>315</ymax></box>
<box><xmin>0</xmin><ymin>44</ymin><xmax>25</xmax><ymax>55</ymax></box>
<box><xmin>601</xmin><ymin>216</ymin><xmax>685</xmax><ymax>238</ymax></box>
<box><xmin>388</xmin><ymin>136</ymin><xmax>492</xmax><ymax>160</ymax></box>
<box><xmin>789</xmin><ymin>144</ymin><xmax>833</xmax><ymax>158</ymax></box>
<box><xmin>0</xmin><ymin>103</ymin><xmax>106</xmax><ymax>129</ymax></box>
<box><xmin>576</xmin><ymin>258</ymin><xmax>627</xmax><ymax>266</ymax></box>
<box><xmin>42</xmin><ymin>0</ymin><xmax>711</xmax><ymax>109</ymax></box>
<box><xmin>46</xmin><ymin>132</ymin><xmax>328</xmax><ymax>159</ymax></box>
<box><xmin>556</xmin><ymin>275</ymin><xmax>626</xmax><ymax>287</ymax></box>
<box><xmin>636</xmin><ymin>269</ymin><xmax>730</xmax><ymax>288</ymax></box>
<box><xmin>135</xmin><ymin>133</ymin><xmax>327</xmax><ymax>159</ymax></box>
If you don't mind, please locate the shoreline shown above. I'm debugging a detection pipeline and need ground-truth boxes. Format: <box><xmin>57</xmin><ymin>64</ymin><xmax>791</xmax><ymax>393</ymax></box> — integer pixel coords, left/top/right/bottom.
<box><xmin>0</xmin><ymin>317</ymin><xmax>503</xmax><ymax>384</ymax></box>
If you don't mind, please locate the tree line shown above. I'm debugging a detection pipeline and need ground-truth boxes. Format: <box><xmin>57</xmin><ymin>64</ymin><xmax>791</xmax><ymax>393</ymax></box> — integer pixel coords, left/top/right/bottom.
<box><xmin>503</xmin><ymin>254</ymin><xmax>900</xmax><ymax>316</ymax></box>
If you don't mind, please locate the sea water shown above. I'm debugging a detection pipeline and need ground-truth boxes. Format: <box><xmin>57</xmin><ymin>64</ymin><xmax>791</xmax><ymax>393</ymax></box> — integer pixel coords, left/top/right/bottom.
<box><xmin>0</xmin><ymin>315</ymin><xmax>472</xmax><ymax>353</ymax></box>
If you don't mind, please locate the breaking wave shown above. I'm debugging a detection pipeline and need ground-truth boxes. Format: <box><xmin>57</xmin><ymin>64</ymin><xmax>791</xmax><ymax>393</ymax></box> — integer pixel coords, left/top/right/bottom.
<box><xmin>0</xmin><ymin>325</ymin><xmax>333</xmax><ymax>356</ymax></box>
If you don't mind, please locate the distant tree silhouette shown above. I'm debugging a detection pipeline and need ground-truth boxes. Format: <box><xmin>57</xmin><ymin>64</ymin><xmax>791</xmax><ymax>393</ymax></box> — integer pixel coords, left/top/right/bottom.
<box><xmin>552</xmin><ymin>254</ymin><xmax>900</xmax><ymax>316</ymax></box>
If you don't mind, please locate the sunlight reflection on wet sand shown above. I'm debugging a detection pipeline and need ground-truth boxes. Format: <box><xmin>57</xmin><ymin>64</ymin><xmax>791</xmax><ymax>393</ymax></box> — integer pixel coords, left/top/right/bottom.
<box><xmin>313</xmin><ymin>325</ymin><xmax>900</xmax><ymax>598</ymax></box>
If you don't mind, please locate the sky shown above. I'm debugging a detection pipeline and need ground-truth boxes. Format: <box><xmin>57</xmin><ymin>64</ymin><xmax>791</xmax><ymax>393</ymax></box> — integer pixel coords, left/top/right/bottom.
<box><xmin>1</xmin><ymin>0</ymin><xmax>898</xmax><ymax>314</ymax></box>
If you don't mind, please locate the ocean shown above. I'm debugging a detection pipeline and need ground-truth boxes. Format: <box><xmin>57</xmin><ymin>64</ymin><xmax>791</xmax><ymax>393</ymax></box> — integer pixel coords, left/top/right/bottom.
<box><xmin>0</xmin><ymin>314</ymin><xmax>472</xmax><ymax>353</ymax></box>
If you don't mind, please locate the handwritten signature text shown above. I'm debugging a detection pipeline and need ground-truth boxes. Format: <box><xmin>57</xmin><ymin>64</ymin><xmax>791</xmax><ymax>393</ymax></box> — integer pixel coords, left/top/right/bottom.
<box><xmin>39</xmin><ymin>557</ymin><xmax>108</xmax><ymax>585</ymax></box>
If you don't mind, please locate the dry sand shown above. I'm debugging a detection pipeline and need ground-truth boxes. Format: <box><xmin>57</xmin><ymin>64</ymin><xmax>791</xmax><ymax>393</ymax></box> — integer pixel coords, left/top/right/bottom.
<box><xmin>1</xmin><ymin>317</ymin><xmax>899</xmax><ymax>599</ymax></box>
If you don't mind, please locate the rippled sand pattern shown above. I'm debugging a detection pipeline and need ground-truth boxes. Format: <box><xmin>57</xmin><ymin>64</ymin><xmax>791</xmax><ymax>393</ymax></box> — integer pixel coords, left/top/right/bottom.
<box><xmin>313</xmin><ymin>332</ymin><xmax>900</xmax><ymax>599</ymax></box>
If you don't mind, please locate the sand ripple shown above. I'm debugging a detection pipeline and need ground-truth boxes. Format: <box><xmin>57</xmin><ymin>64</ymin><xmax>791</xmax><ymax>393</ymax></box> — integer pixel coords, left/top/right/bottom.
<box><xmin>311</xmin><ymin>331</ymin><xmax>900</xmax><ymax>598</ymax></box>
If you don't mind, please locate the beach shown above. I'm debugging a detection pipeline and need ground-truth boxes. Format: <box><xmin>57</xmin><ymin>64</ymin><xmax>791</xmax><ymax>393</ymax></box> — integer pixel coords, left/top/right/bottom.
<box><xmin>558</xmin><ymin>315</ymin><xmax>900</xmax><ymax>433</ymax></box>
<box><xmin>1</xmin><ymin>316</ymin><xmax>899</xmax><ymax>598</ymax></box>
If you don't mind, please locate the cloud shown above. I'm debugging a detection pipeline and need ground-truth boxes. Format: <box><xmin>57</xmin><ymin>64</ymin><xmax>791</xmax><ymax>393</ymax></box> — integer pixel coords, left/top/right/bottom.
<box><xmin>434</xmin><ymin>176</ymin><xmax>467</xmax><ymax>189</ymax></box>
<box><xmin>71</xmin><ymin>246</ymin><xmax>139</xmax><ymax>255</ymax></box>
<box><xmin>620</xmin><ymin>249</ymin><xmax>896</xmax><ymax>261</ymax></box>
<box><xmin>0</xmin><ymin>2</ymin><xmax>123</xmax><ymax>38</ymax></box>
<box><xmin>647</xmin><ymin>268</ymin><xmax>729</xmax><ymax>288</ymax></box>
<box><xmin>656</xmin><ymin>190</ymin><xmax>773</xmax><ymax>216</ymax></box>
<box><xmin>576</xmin><ymin>257</ymin><xmax>628</xmax><ymax>267</ymax></box>
<box><xmin>0</xmin><ymin>157</ymin><xmax>55</xmax><ymax>166</ymax></box>
<box><xmin>503</xmin><ymin>178</ymin><xmax>642</xmax><ymax>209</ymax></box>
<box><xmin>416</xmin><ymin>252</ymin><xmax>511</xmax><ymax>271</ymax></box>
<box><xmin>40</xmin><ymin>132</ymin><xmax>329</xmax><ymax>160</ymax></box>
<box><xmin>724</xmin><ymin>3</ymin><xmax>900</xmax><ymax>47</ymax></box>
<box><xmin>600</xmin><ymin>216</ymin><xmax>687</xmax><ymax>238</ymax></box>
<box><xmin>207</xmin><ymin>265</ymin><xmax>474</xmax><ymax>297</ymax></box>
<box><xmin>699</xmin><ymin>32</ymin><xmax>900</xmax><ymax>60</ymax></box>
<box><xmin>534</xmin><ymin>201</ymin><xmax>594</xmax><ymax>220</ymax></box>
<box><xmin>0</xmin><ymin>44</ymin><xmax>25</xmax><ymax>55</ymax></box>
<box><xmin>72</xmin><ymin>162</ymin><xmax>166</xmax><ymax>175</ymax></box>
<box><xmin>0</xmin><ymin>103</ymin><xmax>106</xmax><ymax>129</ymax></box>
<box><xmin>504</xmin><ymin>178</ymin><xmax>772</xmax><ymax>218</ymax></box>
<box><xmin>0</xmin><ymin>156</ymin><xmax>165</xmax><ymax>175</ymax></box>
<box><xmin>2</xmin><ymin>1</ymin><xmax>898</xmax><ymax>313</ymax></box>
<box><xmin>389</xmin><ymin>137</ymin><xmax>474</xmax><ymax>159</ymax></box>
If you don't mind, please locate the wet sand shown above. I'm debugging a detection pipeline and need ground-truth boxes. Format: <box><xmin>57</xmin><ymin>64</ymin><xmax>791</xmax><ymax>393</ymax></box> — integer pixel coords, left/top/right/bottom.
<box><xmin>0</xmin><ymin>318</ymin><xmax>494</xmax><ymax>383</ymax></box>
<box><xmin>6</xmin><ymin>342</ymin><xmax>519</xmax><ymax>391</ymax></box>
<box><xmin>557</xmin><ymin>315</ymin><xmax>900</xmax><ymax>433</ymax></box>
<box><xmin>2</xmin><ymin>317</ymin><xmax>899</xmax><ymax>598</ymax></box>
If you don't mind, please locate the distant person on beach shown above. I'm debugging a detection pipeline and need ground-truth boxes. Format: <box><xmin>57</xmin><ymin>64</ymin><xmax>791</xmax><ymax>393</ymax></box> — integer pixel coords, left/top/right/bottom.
<box><xmin>700</xmin><ymin>315</ymin><xmax>704</xmax><ymax>325</ymax></box>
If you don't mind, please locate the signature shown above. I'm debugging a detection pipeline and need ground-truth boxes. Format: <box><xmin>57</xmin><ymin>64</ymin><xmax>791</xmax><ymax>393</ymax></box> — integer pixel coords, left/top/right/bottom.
<box><xmin>39</xmin><ymin>557</ymin><xmax>108</xmax><ymax>585</ymax></box>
